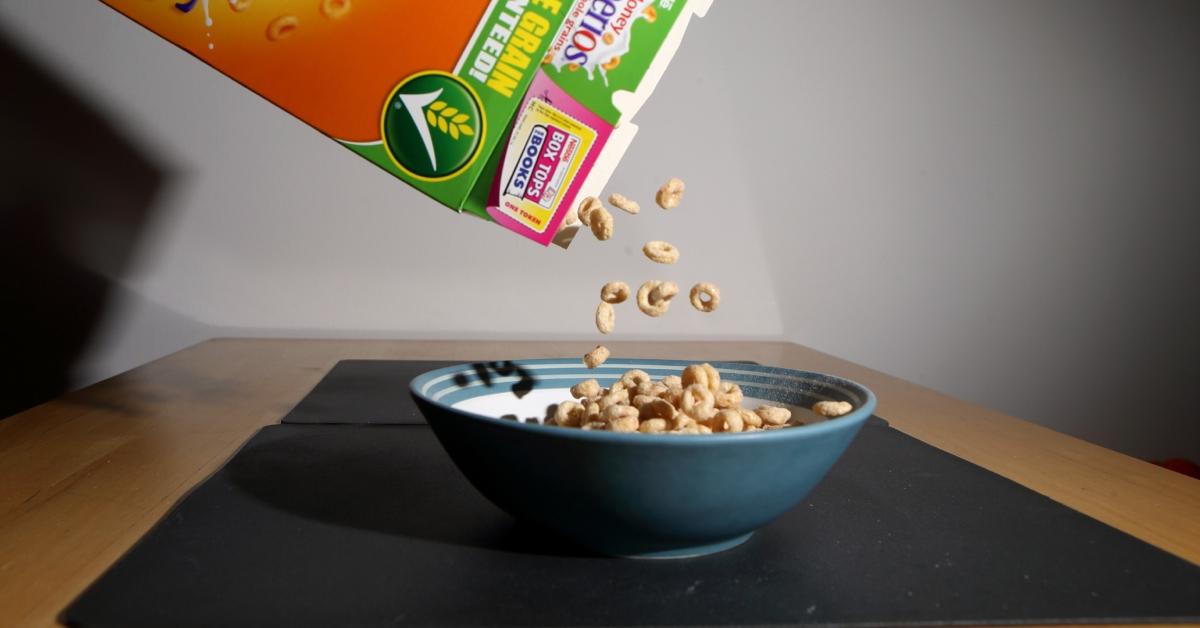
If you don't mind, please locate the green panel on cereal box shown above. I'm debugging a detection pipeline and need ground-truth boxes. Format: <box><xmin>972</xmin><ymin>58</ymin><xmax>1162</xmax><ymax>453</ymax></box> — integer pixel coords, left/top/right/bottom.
<box><xmin>542</xmin><ymin>1</ymin><xmax>687</xmax><ymax>124</ymax></box>
<box><xmin>345</xmin><ymin>0</ymin><xmax>569</xmax><ymax>213</ymax></box>
<box><xmin>451</xmin><ymin>0</ymin><xmax>570</xmax><ymax>214</ymax></box>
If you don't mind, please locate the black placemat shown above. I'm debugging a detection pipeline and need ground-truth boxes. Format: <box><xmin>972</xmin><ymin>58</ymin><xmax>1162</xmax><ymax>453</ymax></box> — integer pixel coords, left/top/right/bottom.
<box><xmin>282</xmin><ymin>360</ymin><xmax>456</xmax><ymax>424</ymax></box>
<box><xmin>63</xmin><ymin>360</ymin><xmax>1200</xmax><ymax>627</ymax></box>
<box><xmin>63</xmin><ymin>422</ymin><xmax>1200</xmax><ymax>627</ymax></box>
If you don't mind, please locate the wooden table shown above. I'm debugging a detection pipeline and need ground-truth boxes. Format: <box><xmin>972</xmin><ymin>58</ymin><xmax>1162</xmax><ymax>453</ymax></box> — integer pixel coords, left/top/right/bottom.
<box><xmin>1</xmin><ymin>339</ymin><xmax>1197</xmax><ymax>627</ymax></box>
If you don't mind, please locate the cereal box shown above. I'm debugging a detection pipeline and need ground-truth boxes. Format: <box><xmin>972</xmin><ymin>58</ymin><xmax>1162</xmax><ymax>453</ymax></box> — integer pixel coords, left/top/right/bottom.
<box><xmin>98</xmin><ymin>0</ymin><xmax>714</xmax><ymax>246</ymax></box>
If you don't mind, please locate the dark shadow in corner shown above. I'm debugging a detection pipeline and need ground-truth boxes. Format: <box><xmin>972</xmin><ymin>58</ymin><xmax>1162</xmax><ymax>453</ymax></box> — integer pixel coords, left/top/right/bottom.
<box><xmin>0</xmin><ymin>31</ymin><xmax>167</xmax><ymax>419</ymax></box>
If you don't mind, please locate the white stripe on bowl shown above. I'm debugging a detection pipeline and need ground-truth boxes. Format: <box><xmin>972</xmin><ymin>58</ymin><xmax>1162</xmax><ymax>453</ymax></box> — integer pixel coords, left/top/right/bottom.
<box><xmin>418</xmin><ymin>362</ymin><xmax>859</xmax><ymax>397</ymax></box>
<box><xmin>428</xmin><ymin>373</ymin><xmax>863</xmax><ymax>405</ymax></box>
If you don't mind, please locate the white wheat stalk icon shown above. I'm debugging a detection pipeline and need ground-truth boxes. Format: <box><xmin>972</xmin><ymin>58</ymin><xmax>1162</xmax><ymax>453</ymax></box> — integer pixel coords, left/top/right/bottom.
<box><xmin>394</xmin><ymin>90</ymin><xmax>475</xmax><ymax>171</ymax></box>
<box><xmin>394</xmin><ymin>89</ymin><xmax>442</xmax><ymax>170</ymax></box>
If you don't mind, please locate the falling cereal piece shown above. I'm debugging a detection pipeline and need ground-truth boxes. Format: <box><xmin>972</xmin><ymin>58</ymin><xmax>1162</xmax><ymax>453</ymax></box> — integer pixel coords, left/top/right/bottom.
<box><xmin>583</xmin><ymin>345</ymin><xmax>610</xmax><ymax>369</ymax></box>
<box><xmin>608</xmin><ymin>193</ymin><xmax>640</xmax><ymax>214</ymax></box>
<box><xmin>595</xmin><ymin>302</ymin><xmax>615</xmax><ymax>334</ymax></box>
<box><xmin>648</xmin><ymin>281</ymin><xmax>679</xmax><ymax>306</ymax></box>
<box><xmin>587</xmin><ymin>206</ymin><xmax>614</xmax><ymax>241</ymax></box>
<box><xmin>642</xmin><ymin>240</ymin><xmax>680</xmax><ymax>264</ymax></box>
<box><xmin>562</xmin><ymin>204</ymin><xmax>580</xmax><ymax>227</ymax></box>
<box><xmin>229</xmin><ymin>0</ymin><xmax>251</xmax><ymax>12</ymax></box>
<box><xmin>600</xmin><ymin>281</ymin><xmax>630</xmax><ymax>304</ymax></box>
<box><xmin>577</xmin><ymin>196</ymin><xmax>603</xmax><ymax>224</ymax></box>
<box><xmin>655</xmin><ymin>177</ymin><xmax>685</xmax><ymax>209</ymax></box>
<box><xmin>636</xmin><ymin>280</ymin><xmax>677</xmax><ymax>317</ymax></box>
<box><xmin>689</xmin><ymin>282</ymin><xmax>720</xmax><ymax>313</ymax></box>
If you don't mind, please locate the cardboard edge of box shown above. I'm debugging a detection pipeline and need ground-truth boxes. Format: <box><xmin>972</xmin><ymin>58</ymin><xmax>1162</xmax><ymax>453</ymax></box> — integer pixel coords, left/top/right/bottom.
<box><xmin>553</xmin><ymin>0</ymin><xmax>714</xmax><ymax>248</ymax></box>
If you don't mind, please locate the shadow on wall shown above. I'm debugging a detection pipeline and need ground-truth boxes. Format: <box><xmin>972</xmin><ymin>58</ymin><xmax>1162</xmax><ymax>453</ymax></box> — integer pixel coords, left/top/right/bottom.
<box><xmin>0</xmin><ymin>32</ymin><xmax>168</xmax><ymax>419</ymax></box>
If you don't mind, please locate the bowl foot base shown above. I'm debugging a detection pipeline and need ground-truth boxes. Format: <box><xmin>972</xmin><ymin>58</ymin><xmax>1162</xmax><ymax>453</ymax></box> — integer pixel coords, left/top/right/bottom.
<box><xmin>614</xmin><ymin>532</ymin><xmax>754</xmax><ymax>560</ymax></box>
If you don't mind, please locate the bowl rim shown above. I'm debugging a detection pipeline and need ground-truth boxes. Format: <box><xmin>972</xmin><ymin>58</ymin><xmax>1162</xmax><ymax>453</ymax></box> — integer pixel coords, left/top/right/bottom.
<box><xmin>409</xmin><ymin>358</ymin><xmax>879</xmax><ymax>445</ymax></box>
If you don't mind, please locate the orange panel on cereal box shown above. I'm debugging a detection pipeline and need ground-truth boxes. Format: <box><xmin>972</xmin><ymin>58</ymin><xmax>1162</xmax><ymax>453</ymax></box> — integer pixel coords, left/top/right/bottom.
<box><xmin>101</xmin><ymin>0</ymin><xmax>490</xmax><ymax>141</ymax></box>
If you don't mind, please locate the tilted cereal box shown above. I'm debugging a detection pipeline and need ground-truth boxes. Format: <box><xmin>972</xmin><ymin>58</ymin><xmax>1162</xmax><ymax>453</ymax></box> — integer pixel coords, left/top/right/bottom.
<box><xmin>99</xmin><ymin>0</ymin><xmax>713</xmax><ymax>246</ymax></box>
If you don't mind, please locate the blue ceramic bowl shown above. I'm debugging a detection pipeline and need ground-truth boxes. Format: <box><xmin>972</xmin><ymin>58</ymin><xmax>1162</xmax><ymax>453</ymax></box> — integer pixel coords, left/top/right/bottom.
<box><xmin>410</xmin><ymin>358</ymin><xmax>877</xmax><ymax>559</ymax></box>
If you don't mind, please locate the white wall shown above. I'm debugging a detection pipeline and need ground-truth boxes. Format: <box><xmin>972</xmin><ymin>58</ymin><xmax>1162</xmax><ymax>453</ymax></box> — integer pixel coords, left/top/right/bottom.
<box><xmin>1</xmin><ymin>0</ymin><xmax>1196</xmax><ymax>461</ymax></box>
<box><xmin>710</xmin><ymin>1</ymin><xmax>1200</xmax><ymax>462</ymax></box>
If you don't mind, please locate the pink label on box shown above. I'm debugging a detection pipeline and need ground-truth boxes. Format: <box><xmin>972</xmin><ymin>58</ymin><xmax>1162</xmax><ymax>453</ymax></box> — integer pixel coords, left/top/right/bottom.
<box><xmin>522</xmin><ymin>124</ymin><xmax>566</xmax><ymax>206</ymax></box>
<box><xmin>488</xmin><ymin>70</ymin><xmax>614</xmax><ymax>246</ymax></box>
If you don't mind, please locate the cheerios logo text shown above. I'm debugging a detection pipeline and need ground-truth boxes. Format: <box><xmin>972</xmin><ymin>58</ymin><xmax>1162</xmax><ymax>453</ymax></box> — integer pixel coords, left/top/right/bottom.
<box><xmin>562</xmin><ymin>0</ymin><xmax>649</xmax><ymax>65</ymax></box>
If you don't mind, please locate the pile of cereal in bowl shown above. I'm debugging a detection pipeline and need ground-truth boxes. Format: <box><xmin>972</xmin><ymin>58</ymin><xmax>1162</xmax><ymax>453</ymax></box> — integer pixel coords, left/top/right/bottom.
<box><xmin>551</xmin><ymin>363</ymin><xmax>853</xmax><ymax>434</ymax></box>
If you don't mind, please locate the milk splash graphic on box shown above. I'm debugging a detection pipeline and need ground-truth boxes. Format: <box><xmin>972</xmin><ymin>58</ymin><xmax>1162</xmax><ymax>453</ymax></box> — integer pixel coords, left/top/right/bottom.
<box><xmin>99</xmin><ymin>0</ymin><xmax>713</xmax><ymax>247</ymax></box>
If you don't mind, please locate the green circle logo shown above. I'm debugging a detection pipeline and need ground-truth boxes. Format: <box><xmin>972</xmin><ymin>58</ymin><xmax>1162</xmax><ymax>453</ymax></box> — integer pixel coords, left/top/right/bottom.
<box><xmin>381</xmin><ymin>71</ymin><xmax>485</xmax><ymax>182</ymax></box>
